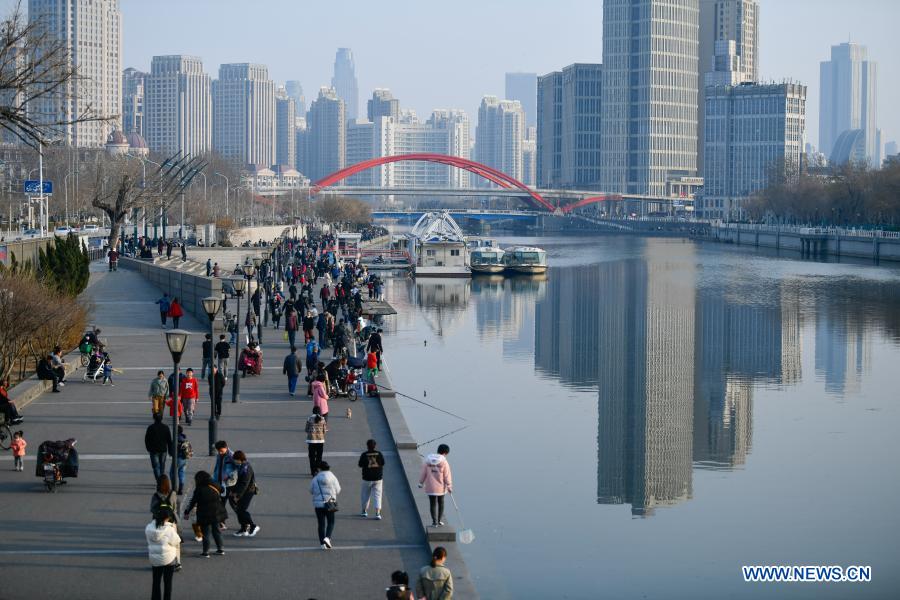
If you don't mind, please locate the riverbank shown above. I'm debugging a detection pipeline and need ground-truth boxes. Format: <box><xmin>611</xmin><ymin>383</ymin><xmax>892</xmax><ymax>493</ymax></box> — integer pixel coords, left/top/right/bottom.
<box><xmin>2</xmin><ymin>262</ymin><xmax>433</xmax><ymax>599</ymax></box>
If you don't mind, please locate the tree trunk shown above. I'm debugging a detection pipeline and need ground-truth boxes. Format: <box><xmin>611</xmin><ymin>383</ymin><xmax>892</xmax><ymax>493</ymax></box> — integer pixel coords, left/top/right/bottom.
<box><xmin>107</xmin><ymin>216</ymin><xmax>121</xmax><ymax>253</ymax></box>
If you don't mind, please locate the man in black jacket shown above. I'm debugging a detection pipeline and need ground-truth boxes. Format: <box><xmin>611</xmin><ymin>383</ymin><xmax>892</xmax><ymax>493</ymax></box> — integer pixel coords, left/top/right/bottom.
<box><xmin>144</xmin><ymin>414</ymin><xmax>171</xmax><ymax>482</ymax></box>
<box><xmin>36</xmin><ymin>355</ymin><xmax>61</xmax><ymax>392</ymax></box>
<box><xmin>201</xmin><ymin>334</ymin><xmax>213</xmax><ymax>379</ymax></box>
<box><xmin>211</xmin><ymin>365</ymin><xmax>226</xmax><ymax>418</ymax></box>
<box><xmin>358</xmin><ymin>438</ymin><xmax>385</xmax><ymax>519</ymax></box>
<box><xmin>214</xmin><ymin>334</ymin><xmax>230</xmax><ymax>378</ymax></box>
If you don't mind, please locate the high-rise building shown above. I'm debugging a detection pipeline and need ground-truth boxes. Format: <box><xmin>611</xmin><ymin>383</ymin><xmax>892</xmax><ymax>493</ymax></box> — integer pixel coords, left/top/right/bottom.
<box><xmin>367</xmin><ymin>89</ymin><xmax>400</xmax><ymax>122</ymax></box>
<box><xmin>294</xmin><ymin>117</ymin><xmax>309</xmax><ymax>175</ymax></box>
<box><xmin>306</xmin><ymin>87</ymin><xmax>345</xmax><ymax>181</ymax></box>
<box><xmin>332</xmin><ymin>48</ymin><xmax>358</xmax><ymax>121</ymax></box>
<box><xmin>698</xmin><ymin>1</ymin><xmax>759</xmax><ymax>173</ymax></box>
<box><xmin>700</xmin><ymin>81</ymin><xmax>807</xmax><ymax>220</ymax></box>
<box><xmin>285</xmin><ymin>80</ymin><xmax>306</xmax><ymax>116</ymax></box>
<box><xmin>885</xmin><ymin>141</ymin><xmax>899</xmax><ymax>162</ymax></box>
<box><xmin>475</xmin><ymin>96</ymin><xmax>525</xmax><ymax>183</ymax></box>
<box><xmin>522</xmin><ymin>126</ymin><xmax>537</xmax><ymax>187</ymax></box>
<box><xmin>27</xmin><ymin>0</ymin><xmax>122</xmax><ymax>147</ymax></box>
<box><xmin>212</xmin><ymin>63</ymin><xmax>276</xmax><ymax>167</ymax></box>
<box><xmin>600</xmin><ymin>0</ymin><xmax>700</xmax><ymax>196</ymax></box>
<box><xmin>122</xmin><ymin>68</ymin><xmax>146</xmax><ymax>136</ymax></box>
<box><xmin>537</xmin><ymin>63</ymin><xmax>603</xmax><ymax>189</ymax></box>
<box><xmin>144</xmin><ymin>55</ymin><xmax>212</xmax><ymax>156</ymax></box>
<box><xmin>505</xmin><ymin>72</ymin><xmax>538</xmax><ymax>128</ymax></box>
<box><xmin>275</xmin><ymin>89</ymin><xmax>297</xmax><ymax>168</ymax></box>
<box><xmin>819</xmin><ymin>43</ymin><xmax>879</xmax><ymax>167</ymax></box>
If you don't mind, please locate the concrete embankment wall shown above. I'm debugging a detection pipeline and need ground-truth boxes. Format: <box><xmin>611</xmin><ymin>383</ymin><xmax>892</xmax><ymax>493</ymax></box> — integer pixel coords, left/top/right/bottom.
<box><xmin>228</xmin><ymin>225</ymin><xmax>295</xmax><ymax>246</ymax></box>
<box><xmin>713</xmin><ymin>225</ymin><xmax>900</xmax><ymax>262</ymax></box>
<box><xmin>119</xmin><ymin>256</ymin><xmax>223</xmax><ymax>331</ymax></box>
<box><xmin>374</xmin><ymin>368</ymin><xmax>480</xmax><ymax>599</ymax></box>
<box><xmin>186</xmin><ymin>247</ymin><xmax>270</xmax><ymax>272</ymax></box>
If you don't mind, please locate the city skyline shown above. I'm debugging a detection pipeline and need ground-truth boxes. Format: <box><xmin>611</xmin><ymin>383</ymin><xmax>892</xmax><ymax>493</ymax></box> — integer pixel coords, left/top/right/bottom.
<box><xmin>19</xmin><ymin>0</ymin><xmax>892</xmax><ymax>151</ymax></box>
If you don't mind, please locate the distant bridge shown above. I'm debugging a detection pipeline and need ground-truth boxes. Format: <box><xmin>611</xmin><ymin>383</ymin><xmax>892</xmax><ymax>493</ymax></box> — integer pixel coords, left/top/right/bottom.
<box><xmin>371</xmin><ymin>209</ymin><xmax>540</xmax><ymax>222</ymax></box>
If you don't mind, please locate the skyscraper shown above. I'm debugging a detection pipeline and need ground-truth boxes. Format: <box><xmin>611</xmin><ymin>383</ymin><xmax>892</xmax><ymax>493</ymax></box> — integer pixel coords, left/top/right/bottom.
<box><xmin>367</xmin><ymin>89</ymin><xmax>400</xmax><ymax>122</ymax></box>
<box><xmin>122</xmin><ymin>68</ymin><xmax>146</xmax><ymax>136</ymax></box>
<box><xmin>306</xmin><ymin>87</ymin><xmax>345</xmax><ymax>181</ymax></box>
<box><xmin>212</xmin><ymin>63</ymin><xmax>276</xmax><ymax>167</ymax></box>
<box><xmin>285</xmin><ymin>81</ymin><xmax>306</xmax><ymax>116</ymax></box>
<box><xmin>332</xmin><ymin>48</ymin><xmax>359</xmax><ymax>121</ymax></box>
<box><xmin>698</xmin><ymin>0</ymin><xmax>759</xmax><ymax>172</ymax></box>
<box><xmin>275</xmin><ymin>89</ymin><xmax>297</xmax><ymax>167</ymax></box>
<box><xmin>144</xmin><ymin>55</ymin><xmax>212</xmax><ymax>156</ymax></box>
<box><xmin>475</xmin><ymin>96</ymin><xmax>525</xmax><ymax>183</ymax></box>
<box><xmin>537</xmin><ymin>63</ymin><xmax>603</xmax><ymax>189</ymax></box>
<box><xmin>819</xmin><ymin>43</ymin><xmax>879</xmax><ymax>167</ymax></box>
<box><xmin>600</xmin><ymin>0</ymin><xmax>700</xmax><ymax>196</ymax></box>
<box><xmin>505</xmin><ymin>72</ymin><xmax>538</xmax><ymax>128</ymax></box>
<box><xmin>27</xmin><ymin>0</ymin><xmax>122</xmax><ymax>147</ymax></box>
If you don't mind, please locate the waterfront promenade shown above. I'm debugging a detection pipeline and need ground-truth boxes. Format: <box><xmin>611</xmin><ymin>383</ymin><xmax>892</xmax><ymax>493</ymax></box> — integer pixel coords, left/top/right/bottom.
<box><xmin>1</xmin><ymin>262</ymin><xmax>432</xmax><ymax>599</ymax></box>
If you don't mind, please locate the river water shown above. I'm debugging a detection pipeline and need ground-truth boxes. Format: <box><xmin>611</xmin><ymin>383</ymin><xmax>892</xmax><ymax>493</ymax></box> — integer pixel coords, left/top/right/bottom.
<box><xmin>378</xmin><ymin>234</ymin><xmax>900</xmax><ymax>599</ymax></box>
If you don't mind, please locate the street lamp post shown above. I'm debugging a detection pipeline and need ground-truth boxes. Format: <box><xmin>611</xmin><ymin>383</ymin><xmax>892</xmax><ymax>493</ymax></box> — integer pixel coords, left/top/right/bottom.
<box><xmin>251</xmin><ymin>257</ymin><xmax>263</xmax><ymax>343</ymax></box>
<box><xmin>202</xmin><ymin>296</ymin><xmax>222</xmax><ymax>456</ymax></box>
<box><xmin>230</xmin><ymin>275</ymin><xmax>246</xmax><ymax>403</ymax></box>
<box><xmin>164</xmin><ymin>329</ymin><xmax>190</xmax><ymax>516</ymax></box>
<box><xmin>214</xmin><ymin>173</ymin><xmax>229</xmax><ymax>217</ymax></box>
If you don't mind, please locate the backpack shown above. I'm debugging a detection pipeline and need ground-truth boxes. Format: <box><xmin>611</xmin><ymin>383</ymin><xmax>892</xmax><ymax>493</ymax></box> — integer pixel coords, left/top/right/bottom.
<box><xmin>179</xmin><ymin>439</ymin><xmax>193</xmax><ymax>459</ymax></box>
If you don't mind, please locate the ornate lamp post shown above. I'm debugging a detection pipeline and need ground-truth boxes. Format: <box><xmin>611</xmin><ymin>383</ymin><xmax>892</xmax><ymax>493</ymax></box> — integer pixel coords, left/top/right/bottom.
<box><xmin>250</xmin><ymin>257</ymin><xmax>263</xmax><ymax>343</ymax></box>
<box><xmin>201</xmin><ymin>296</ymin><xmax>222</xmax><ymax>455</ymax></box>
<box><xmin>164</xmin><ymin>329</ymin><xmax>190</xmax><ymax>513</ymax></box>
<box><xmin>230</xmin><ymin>275</ymin><xmax>247</xmax><ymax>402</ymax></box>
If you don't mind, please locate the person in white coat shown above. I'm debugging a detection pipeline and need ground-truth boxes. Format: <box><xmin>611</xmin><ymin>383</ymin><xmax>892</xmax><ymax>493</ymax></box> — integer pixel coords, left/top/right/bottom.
<box><xmin>145</xmin><ymin>508</ymin><xmax>181</xmax><ymax>600</ymax></box>
<box><xmin>309</xmin><ymin>460</ymin><xmax>341</xmax><ymax>549</ymax></box>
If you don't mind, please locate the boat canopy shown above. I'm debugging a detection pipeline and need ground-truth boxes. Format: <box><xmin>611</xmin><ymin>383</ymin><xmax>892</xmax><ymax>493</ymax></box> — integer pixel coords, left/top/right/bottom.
<box><xmin>409</xmin><ymin>211</ymin><xmax>466</xmax><ymax>243</ymax></box>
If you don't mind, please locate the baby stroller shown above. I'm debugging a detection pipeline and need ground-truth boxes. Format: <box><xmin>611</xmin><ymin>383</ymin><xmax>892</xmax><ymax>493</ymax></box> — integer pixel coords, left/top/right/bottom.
<box><xmin>82</xmin><ymin>350</ymin><xmax>108</xmax><ymax>383</ymax></box>
<box><xmin>239</xmin><ymin>347</ymin><xmax>263</xmax><ymax>377</ymax></box>
<box><xmin>35</xmin><ymin>439</ymin><xmax>78</xmax><ymax>493</ymax></box>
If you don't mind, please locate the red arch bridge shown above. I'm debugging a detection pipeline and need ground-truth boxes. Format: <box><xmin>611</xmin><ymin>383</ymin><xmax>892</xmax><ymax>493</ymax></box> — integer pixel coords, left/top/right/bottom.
<box><xmin>308</xmin><ymin>154</ymin><xmax>627</xmax><ymax>215</ymax></box>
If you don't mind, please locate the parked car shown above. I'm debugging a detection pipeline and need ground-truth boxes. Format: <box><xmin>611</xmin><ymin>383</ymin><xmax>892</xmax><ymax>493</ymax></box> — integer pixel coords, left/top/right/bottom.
<box><xmin>81</xmin><ymin>224</ymin><xmax>100</xmax><ymax>233</ymax></box>
<box><xmin>54</xmin><ymin>226</ymin><xmax>73</xmax><ymax>236</ymax></box>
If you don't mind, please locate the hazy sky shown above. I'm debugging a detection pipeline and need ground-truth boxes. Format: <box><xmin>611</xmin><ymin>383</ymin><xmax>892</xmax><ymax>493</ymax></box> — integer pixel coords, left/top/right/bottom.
<box><xmin>10</xmin><ymin>0</ymin><xmax>900</xmax><ymax>149</ymax></box>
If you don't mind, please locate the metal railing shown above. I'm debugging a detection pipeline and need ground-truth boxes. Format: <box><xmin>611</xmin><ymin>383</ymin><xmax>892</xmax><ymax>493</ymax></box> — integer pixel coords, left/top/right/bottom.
<box><xmin>718</xmin><ymin>223</ymin><xmax>900</xmax><ymax>240</ymax></box>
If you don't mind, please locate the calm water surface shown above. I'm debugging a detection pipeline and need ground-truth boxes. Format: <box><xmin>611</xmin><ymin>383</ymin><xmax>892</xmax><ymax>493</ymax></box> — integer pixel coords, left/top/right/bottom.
<box><xmin>380</xmin><ymin>235</ymin><xmax>900</xmax><ymax>599</ymax></box>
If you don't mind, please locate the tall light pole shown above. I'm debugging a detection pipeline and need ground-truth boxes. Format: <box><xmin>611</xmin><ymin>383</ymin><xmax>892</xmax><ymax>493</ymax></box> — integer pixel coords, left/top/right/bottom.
<box><xmin>63</xmin><ymin>171</ymin><xmax>74</xmax><ymax>227</ymax></box>
<box><xmin>251</xmin><ymin>256</ymin><xmax>263</xmax><ymax>343</ymax></box>
<box><xmin>202</xmin><ymin>296</ymin><xmax>222</xmax><ymax>456</ymax></box>
<box><xmin>242</xmin><ymin>261</ymin><xmax>257</xmax><ymax>345</ymax></box>
<box><xmin>229</xmin><ymin>275</ymin><xmax>247</xmax><ymax>403</ymax></box>
<box><xmin>164</xmin><ymin>329</ymin><xmax>190</xmax><ymax>515</ymax></box>
<box><xmin>214</xmin><ymin>173</ymin><xmax>229</xmax><ymax>216</ymax></box>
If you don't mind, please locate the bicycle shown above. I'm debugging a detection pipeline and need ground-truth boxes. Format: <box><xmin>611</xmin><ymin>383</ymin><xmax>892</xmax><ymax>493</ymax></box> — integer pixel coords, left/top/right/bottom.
<box><xmin>0</xmin><ymin>414</ymin><xmax>12</xmax><ymax>451</ymax></box>
<box><xmin>78</xmin><ymin>342</ymin><xmax>93</xmax><ymax>367</ymax></box>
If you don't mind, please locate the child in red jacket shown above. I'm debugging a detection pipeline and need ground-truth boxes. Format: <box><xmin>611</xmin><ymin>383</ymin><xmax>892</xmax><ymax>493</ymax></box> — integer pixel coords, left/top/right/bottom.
<box><xmin>179</xmin><ymin>368</ymin><xmax>200</xmax><ymax>426</ymax></box>
<box><xmin>11</xmin><ymin>430</ymin><xmax>26</xmax><ymax>472</ymax></box>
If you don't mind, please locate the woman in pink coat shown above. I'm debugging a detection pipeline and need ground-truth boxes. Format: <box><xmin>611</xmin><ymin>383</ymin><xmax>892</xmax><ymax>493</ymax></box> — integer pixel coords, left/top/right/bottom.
<box><xmin>418</xmin><ymin>444</ymin><xmax>452</xmax><ymax>527</ymax></box>
<box><xmin>312</xmin><ymin>372</ymin><xmax>329</xmax><ymax>421</ymax></box>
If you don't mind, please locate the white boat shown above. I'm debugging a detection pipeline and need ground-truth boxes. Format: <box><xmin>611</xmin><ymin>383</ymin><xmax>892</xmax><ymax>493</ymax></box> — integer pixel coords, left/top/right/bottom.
<box><xmin>502</xmin><ymin>246</ymin><xmax>548</xmax><ymax>274</ymax></box>
<box><xmin>470</xmin><ymin>247</ymin><xmax>506</xmax><ymax>274</ymax></box>
<box><xmin>407</xmin><ymin>212</ymin><xmax>471</xmax><ymax>277</ymax></box>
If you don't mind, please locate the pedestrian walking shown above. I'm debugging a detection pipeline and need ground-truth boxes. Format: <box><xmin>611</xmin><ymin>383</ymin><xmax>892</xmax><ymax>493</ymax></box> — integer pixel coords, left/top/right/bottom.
<box><xmin>283</xmin><ymin>346</ymin><xmax>302</xmax><ymax>397</ymax></box>
<box><xmin>367</xmin><ymin>327</ymin><xmax>384</xmax><ymax>369</ymax></box>
<box><xmin>145</xmin><ymin>414</ymin><xmax>171</xmax><ymax>482</ymax></box>
<box><xmin>201</xmin><ymin>334</ymin><xmax>213</xmax><ymax>379</ymax></box>
<box><xmin>214</xmin><ymin>334</ymin><xmax>230</xmax><ymax>377</ymax></box>
<box><xmin>305</xmin><ymin>406</ymin><xmax>328</xmax><ymax>475</ymax></box>
<box><xmin>176</xmin><ymin>426</ymin><xmax>191</xmax><ymax>495</ymax></box>
<box><xmin>183</xmin><ymin>471</ymin><xmax>226</xmax><ymax>557</ymax></box>
<box><xmin>156</xmin><ymin>293</ymin><xmax>171</xmax><ymax>328</ymax></box>
<box><xmin>358</xmin><ymin>439</ymin><xmax>385</xmax><ymax>519</ymax></box>
<box><xmin>101</xmin><ymin>356</ymin><xmax>115</xmax><ymax>386</ymax></box>
<box><xmin>386</xmin><ymin>571</ymin><xmax>415</xmax><ymax>600</ymax></box>
<box><xmin>309</xmin><ymin>461</ymin><xmax>341</xmax><ymax>550</ymax></box>
<box><xmin>166</xmin><ymin>241</ymin><xmax>173</xmax><ymax>259</ymax></box>
<box><xmin>312</xmin><ymin>372</ymin><xmax>330</xmax><ymax>421</ymax></box>
<box><xmin>148</xmin><ymin>371</ymin><xmax>169</xmax><ymax>416</ymax></box>
<box><xmin>418</xmin><ymin>444</ymin><xmax>452</xmax><ymax>527</ymax></box>
<box><xmin>168</xmin><ymin>297</ymin><xmax>184</xmax><ymax>329</ymax></box>
<box><xmin>180</xmin><ymin>243</ymin><xmax>187</xmax><ymax>262</ymax></box>
<box><xmin>150</xmin><ymin>474</ymin><xmax>178</xmax><ymax>527</ymax></box>
<box><xmin>211</xmin><ymin>366</ymin><xmax>225</xmax><ymax>419</ymax></box>
<box><xmin>305</xmin><ymin>338</ymin><xmax>319</xmax><ymax>378</ymax></box>
<box><xmin>145</xmin><ymin>508</ymin><xmax>180</xmax><ymax>600</ymax></box>
<box><xmin>11</xmin><ymin>430</ymin><xmax>26</xmax><ymax>472</ymax></box>
<box><xmin>213</xmin><ymin>440</ymin><xmax>236</xmax><ymax>528</ymax></box>
<box><xmin>416</xmin><ymin>547</ymin><xmax>453</xmax><ymax>600</ymax></box>
<box><xmin>206</xmin><ymin>258</ymin><xmax>212</xmax><ymax>277</ymax></box>
<box><xmin>229</xmin><ymin>451</ymin><xmax>260</xmax><ymax>537</ymax></box>
<box><xmin>179</xmin><ymin>368</ymin><xmax>199</xmax><ymax>425</ymax></box>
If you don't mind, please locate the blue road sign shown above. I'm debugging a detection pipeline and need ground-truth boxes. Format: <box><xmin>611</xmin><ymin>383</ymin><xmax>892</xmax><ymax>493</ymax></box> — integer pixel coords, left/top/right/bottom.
<box><xmin>24</xmin><ymin>180</ymin><xmax>53</xmax><ymax>194</ymax></box>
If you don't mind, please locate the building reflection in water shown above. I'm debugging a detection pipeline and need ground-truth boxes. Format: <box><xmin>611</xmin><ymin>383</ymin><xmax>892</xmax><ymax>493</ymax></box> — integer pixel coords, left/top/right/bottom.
<box><xmin>402</xmin><ymin>240</ymin><xmax>894</xmax><ymax>517</ymax></box>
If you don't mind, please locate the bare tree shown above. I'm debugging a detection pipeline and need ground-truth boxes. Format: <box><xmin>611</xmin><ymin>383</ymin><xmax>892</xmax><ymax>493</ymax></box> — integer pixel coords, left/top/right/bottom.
<box><xmin>0</xmin><ymin>1</ymin><xmax>114</xmax><ymax>147</ymax></box>
<box><xmin>90</xmin><ymin>153</ymin><xmax>206</xmax><ymax>250</ymax></box>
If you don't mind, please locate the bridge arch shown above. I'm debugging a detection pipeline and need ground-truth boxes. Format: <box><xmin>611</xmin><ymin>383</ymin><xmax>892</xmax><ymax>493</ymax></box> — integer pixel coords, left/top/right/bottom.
<box><xmin>559</xmin><ymin>194</ymin><xmax>623</xmax><ymax>214</ymax></box>
<box><xmin>310</xmin><ymin>153</ymin><xmax>556</xmax><ymax>212</ymax></box>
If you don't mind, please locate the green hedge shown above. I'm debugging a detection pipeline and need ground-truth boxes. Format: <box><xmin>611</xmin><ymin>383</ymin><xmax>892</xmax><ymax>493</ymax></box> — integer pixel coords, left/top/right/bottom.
<box><xmin>38</xmin><ymin>234</ymin><xmax>90</xmax><ymax>296</ymax></box>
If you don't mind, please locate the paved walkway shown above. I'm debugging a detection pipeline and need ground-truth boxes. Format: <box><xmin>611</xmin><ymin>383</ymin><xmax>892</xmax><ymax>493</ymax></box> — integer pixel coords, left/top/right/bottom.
<box><xmin>2</xmin><ymin>263</ymin><xmax>430</xmax><ymax>600</ymax></box>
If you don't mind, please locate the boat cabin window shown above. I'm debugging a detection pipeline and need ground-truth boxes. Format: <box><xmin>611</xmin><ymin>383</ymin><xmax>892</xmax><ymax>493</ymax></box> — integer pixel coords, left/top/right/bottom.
<box><xmin>450</xmin><ymin>249</ymin><xmax>460</xmax><ymax>256</ymax></box>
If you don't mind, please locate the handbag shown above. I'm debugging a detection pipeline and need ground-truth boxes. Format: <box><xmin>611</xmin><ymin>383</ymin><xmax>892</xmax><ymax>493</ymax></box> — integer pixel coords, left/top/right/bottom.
<box><xmin>316</xmin><ymin>478</ymin><xmax>338</xmax><ymax>512</ymax></box>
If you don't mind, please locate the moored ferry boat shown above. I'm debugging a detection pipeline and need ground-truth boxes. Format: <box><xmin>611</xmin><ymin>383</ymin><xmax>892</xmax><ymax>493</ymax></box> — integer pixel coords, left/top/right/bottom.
<box><xmin>502</xmin><ymin>246</ymin><xmax>548</xmax><ymax>274</ymax></box>
<box><xmin>469</xmin><ymin>247</ymin><xmax>506</xmax><ymax>274</ymax></box>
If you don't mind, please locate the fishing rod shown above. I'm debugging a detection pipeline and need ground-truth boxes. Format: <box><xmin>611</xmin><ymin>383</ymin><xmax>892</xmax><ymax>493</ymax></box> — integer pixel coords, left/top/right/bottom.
<box><xmin>376</xmin><ymin>383</ymin><xmax>468</xmax><ymax>422</ymax></box>
<box><xmin>416</xmin><ymin>424</ymin><xmax>471</xmax><ymax>450</ymax></box>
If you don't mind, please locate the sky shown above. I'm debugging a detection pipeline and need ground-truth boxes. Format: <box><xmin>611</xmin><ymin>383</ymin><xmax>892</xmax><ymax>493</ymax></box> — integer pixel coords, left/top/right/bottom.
<box><xmin>9</xmin><ymin>0</ymin><xmax>900</xmax><ymax>150</ymax></box>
